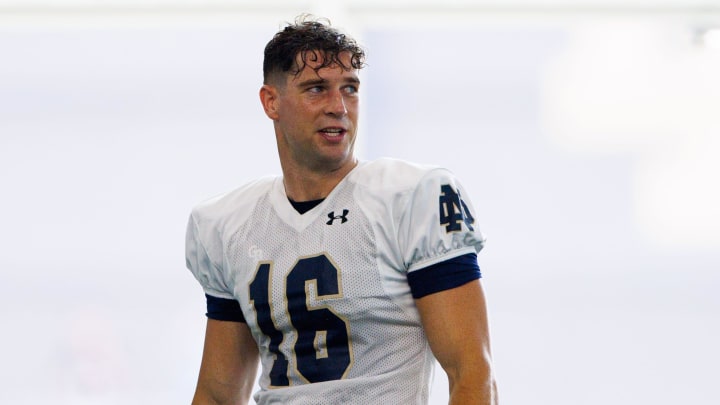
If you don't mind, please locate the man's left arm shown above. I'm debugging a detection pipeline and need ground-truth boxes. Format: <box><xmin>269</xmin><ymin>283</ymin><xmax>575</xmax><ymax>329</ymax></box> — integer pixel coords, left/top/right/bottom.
<box><xmin>415</xmin><ymin>279</ymin><xmax>498</xmax><ymax>405</ymax></box>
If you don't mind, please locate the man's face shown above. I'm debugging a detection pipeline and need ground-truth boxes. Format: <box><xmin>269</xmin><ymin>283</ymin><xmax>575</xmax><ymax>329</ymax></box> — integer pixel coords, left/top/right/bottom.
<box><xmin>270</xmin><ymin>51</ymin><xmax>360</xmax><ymax>173</ymax></box>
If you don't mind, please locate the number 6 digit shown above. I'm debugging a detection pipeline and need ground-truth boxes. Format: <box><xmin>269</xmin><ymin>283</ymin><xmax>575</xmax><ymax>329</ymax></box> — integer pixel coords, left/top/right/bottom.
<box><xmin>287</xmin><ymin>255</ymin><xmax>352</xmax><ymax>383</ymax></box>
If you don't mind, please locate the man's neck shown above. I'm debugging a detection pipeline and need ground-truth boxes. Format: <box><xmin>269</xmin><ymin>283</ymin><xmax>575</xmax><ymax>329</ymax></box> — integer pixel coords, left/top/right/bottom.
<box><xmin>281</xmin><ymin>158</ymin><xmax>358</xmax><ymax>201</ymax></box>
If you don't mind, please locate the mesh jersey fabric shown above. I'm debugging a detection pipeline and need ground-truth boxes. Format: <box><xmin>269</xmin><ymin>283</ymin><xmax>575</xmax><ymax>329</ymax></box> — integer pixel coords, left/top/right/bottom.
<box><xmin>185</xmin><ymin>158</ymin><xmax>486</xmax><ymax>404</ymax></box>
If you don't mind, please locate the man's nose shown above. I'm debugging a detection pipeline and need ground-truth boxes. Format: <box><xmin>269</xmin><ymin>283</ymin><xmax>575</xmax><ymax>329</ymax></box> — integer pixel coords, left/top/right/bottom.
<box><xmin>325</xmin><ymin>90</ymin><xmax>347</xmax><ymax>116</ymax></box>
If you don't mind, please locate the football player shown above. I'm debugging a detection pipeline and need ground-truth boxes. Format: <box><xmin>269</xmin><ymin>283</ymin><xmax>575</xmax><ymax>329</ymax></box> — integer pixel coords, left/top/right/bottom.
<box><xmin>186</xmin><ymin>15</ymin><xmax>498</xmax><ymax>405</ymax></box>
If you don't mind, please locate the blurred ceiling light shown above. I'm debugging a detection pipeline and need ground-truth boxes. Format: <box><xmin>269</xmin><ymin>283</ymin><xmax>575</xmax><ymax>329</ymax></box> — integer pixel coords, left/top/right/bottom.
<box><xmin>540</xmin><ymin>21</ymin><xmax>720</xmax><ymax>249</ymax></box>
<box><xmin>699</xmin><ymin>28</ymin><xmax>720</xmax><ymax>49</ymax></box>
<box><xmin>540</xmin><ymin>22</ymin><xmax>684</xmax><ymax>152</ymax></box>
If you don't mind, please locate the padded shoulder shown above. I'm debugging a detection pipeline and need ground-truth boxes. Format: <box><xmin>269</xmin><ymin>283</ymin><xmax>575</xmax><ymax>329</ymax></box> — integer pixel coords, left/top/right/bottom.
<box><xmin>190</xmin><ymin>176</ymin><xmax>277</xmax><ymax>235</ymax></box>
<box><xmin>350</xmin><ymin>158</ymin><xmax>446</xmax><ymax>193</ymax></box>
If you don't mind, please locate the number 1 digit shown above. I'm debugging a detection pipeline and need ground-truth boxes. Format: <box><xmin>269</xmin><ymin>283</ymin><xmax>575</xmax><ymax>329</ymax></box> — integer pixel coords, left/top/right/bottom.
<box><xmin>249</xmin><ymin>262</ymin><xmax>289</xmax><ymax>387</ymax></box>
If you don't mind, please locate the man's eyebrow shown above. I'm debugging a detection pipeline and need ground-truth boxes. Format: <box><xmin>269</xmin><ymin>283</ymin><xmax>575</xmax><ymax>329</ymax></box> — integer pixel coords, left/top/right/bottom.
<box><xmin>296</xmin><ymin>76</ymin><xmax>360</xmax><ymax>87</ymax></box>
<box><xmin>297</xmin><ymin>78</ymin><xmax>327</xmax><ymax>87</ymax></box>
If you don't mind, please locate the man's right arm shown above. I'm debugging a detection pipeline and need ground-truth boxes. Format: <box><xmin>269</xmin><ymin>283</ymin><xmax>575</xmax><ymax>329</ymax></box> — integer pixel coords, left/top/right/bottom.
<box><xmin>192</xmin><ymin>319</ymin><xmax>259</xmax><ymax>405</ymax></box>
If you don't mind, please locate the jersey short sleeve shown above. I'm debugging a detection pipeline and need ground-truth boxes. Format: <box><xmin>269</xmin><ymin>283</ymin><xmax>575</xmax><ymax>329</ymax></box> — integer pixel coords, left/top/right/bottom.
<box><xmin>397</xmin><ymin>168</ymin><xmax>486</xmax><ymax>297</ymax></box>
<box><xmin>185</xmin><ymin>212</ymin><xmax>235</xmax><ymax>300</ymax></box>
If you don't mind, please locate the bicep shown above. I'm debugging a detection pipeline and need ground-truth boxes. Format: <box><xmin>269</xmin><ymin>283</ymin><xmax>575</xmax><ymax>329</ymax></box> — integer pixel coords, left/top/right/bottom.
<box><xmin>415</xmin><ymin>280</ymin><xmax>493</xmax><ymax>385</ymax></box>
<box><xmin>193</xmin><ymin>319</ymin><xmax>259</xmax><ymax>405</ymax></box>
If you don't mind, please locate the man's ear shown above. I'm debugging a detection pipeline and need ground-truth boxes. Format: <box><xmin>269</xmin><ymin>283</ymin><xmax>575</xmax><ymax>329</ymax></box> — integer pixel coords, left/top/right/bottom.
<box><xmin>259</xmin><ymin>84</ymin><xmax>280</xmax><ymax>120</ymax></box>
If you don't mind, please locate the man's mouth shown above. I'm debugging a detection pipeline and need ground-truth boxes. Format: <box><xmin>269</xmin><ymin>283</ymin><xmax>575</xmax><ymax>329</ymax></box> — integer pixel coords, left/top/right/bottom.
<box><xmin>319</xmin><ymin>128</ymin><xmax>345</xmax><ymax>137</ymax></box>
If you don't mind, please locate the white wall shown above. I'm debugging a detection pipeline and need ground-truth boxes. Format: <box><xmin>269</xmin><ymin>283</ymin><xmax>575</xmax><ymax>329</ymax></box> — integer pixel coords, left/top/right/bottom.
<box><xmin>1</xmin><ymin>6</ymin><xmax>719</xmax><ymax>404</ymax></box>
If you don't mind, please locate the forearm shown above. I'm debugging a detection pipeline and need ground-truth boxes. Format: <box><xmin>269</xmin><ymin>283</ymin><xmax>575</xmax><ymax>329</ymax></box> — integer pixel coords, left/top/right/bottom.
<box><xmin>192</xmin><ymin>377</ymin><xmax>254</xmax><ymax>405</ymax></box>
<box><xmin>448</xmin><ymin>368</ymin><xmax>498</xmax><ymax>405</ymax></box>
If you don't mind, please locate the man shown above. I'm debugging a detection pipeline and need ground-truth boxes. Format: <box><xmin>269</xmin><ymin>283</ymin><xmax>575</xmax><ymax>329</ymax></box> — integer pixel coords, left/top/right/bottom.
<box><xmin>186</xmin><ymin>15</ymin><xmax>498</xmax><ymax>404</ymax></box>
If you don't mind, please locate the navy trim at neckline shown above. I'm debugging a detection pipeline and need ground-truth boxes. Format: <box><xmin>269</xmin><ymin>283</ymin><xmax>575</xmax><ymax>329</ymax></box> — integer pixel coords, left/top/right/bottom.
<box><xmin>288</xmin><ymin>198</ymin><xmax>325</xmax><ymax>214</ymax></box>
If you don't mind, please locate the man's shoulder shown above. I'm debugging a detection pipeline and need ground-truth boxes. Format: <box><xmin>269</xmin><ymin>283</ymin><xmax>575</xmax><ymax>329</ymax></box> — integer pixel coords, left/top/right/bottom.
<box><xmin>351</xmin><ymin>157</ymin><xmax>450</xmax><ymax>191</ymax></box>
<box><xmin>189</xmin><ymin>176</ymin><xmax>277</xmax><ymax>225</ymax></box>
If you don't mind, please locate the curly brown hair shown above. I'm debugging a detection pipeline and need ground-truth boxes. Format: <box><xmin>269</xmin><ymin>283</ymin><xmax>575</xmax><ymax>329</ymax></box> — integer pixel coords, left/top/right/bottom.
<box><xmin>263</xmin><ymin>15</ymin><xmax>366</xmax><ymax>84</ymax></box>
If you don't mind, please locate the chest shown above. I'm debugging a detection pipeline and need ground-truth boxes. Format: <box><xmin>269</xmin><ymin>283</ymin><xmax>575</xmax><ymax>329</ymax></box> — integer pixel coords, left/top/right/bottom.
<box><xmin>227</xmin><ymin>193</ymin><xmax>395</xmax><ymax>327</ymax></box>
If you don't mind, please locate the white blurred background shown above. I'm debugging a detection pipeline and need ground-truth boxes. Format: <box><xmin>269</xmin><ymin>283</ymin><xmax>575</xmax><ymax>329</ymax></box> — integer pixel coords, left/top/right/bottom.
<box><xmin>1</xmin><ymin>1</ymin><xmax>719</xmax><ymax>404</ymax></box>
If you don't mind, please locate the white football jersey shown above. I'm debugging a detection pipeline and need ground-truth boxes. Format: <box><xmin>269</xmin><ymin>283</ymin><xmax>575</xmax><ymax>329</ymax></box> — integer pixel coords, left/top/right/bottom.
<box><xmin>186</xmin><ymin>158</ymin><xmax>485</xmax><ymax>404</ymax></box>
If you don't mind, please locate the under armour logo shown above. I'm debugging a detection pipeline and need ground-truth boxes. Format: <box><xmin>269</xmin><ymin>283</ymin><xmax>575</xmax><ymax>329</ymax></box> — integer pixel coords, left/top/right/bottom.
<box><xmin>326</xmin><ymin>209</ymin><xmax>349</xmax><ymax>225</ymax></box>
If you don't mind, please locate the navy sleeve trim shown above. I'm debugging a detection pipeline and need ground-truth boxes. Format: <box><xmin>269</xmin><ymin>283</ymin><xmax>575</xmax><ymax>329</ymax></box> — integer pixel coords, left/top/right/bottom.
<box><xmin>205</xmin><ymin>294</ymin><xmax>246</xmax><ymax>323</ymax></box>
<box><xmin>407</xmin><ymin>253</ymin><xmax>481</xmax><ymax>299</ymax></box>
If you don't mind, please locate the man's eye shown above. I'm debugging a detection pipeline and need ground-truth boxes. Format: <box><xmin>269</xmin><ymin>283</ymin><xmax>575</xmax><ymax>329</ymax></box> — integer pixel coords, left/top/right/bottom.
<box><xmin>344</xmin><ymin>86</ymin><xmax>358</xmax><ymax>94</ymax></box>
<box><xmin>308</xmin><ymin>86</ymin><xmax>324</xmax><ymax>93</ymax></box>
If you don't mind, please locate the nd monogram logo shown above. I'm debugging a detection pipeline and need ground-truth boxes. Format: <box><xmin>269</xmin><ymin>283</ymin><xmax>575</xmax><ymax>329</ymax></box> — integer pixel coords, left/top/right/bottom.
<box><xmin>439</xmin><ymin>184</ymin><xmax>475</xmax><ymax>233</ymax></box>
<box><xmin>326</xmin><ymin>209</ymin><xmax>349</xmax><ymax>225</ymax></box>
